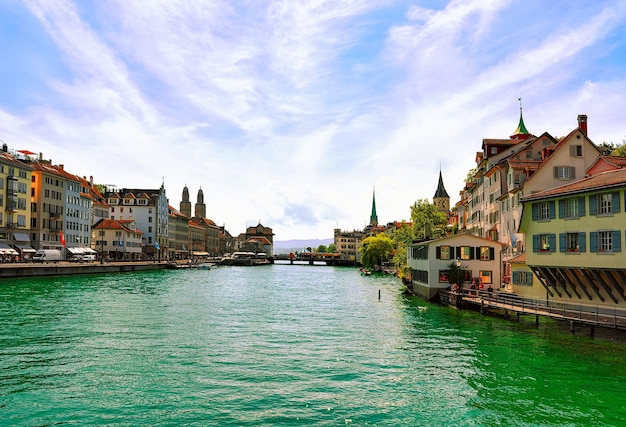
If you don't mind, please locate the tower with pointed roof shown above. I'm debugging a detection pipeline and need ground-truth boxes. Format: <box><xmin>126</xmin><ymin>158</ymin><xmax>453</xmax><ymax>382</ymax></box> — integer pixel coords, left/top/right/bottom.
<box><xmin>510</xmin><ymin>98</ymin><xmax>531</xmax><ymax>140</ymax></box>
<box><xmin>433</xmin><ymin>170</ymin><xmax>450</xmax><ymax>214</ymax></box>
<box><xmin>180</xmin><ymin>185</ymin><xmax>192</xmax><ymax>218</ymax></box>
<box><xmin>370</xmin><ymin>186</ymin><xmax>378</xmax><ymax>226</ymax></box>
<box><xmin>195</xmin><ymin>187</ymin><xmax>206</xmax><ymax>218</ymax></box>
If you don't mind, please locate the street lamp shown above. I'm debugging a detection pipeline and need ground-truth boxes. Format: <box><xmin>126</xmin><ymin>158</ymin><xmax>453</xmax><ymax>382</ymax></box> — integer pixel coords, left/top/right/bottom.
<box><xmin>100</xmin><ymin>227</ymin><xmax>105</xmax><ymax>264</ymax></box>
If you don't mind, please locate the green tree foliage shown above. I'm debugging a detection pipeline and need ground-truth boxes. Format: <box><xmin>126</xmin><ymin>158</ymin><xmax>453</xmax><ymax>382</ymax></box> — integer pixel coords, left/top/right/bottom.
<box><xmin>410</xmin><ymin>199</ymin><xmax>448</xmax><ymax>241</ymax></box>
<box><xmin>610</xmin><ymin>142</ymin><xmax>626</xmax><ymax>157</ymax></box>
<box><xmin>327</xmin><ymin>243</ymin><xmax>337</xmax><ymax>253</ymax></box>
<box><xmin>360</xmin><ymin>234</ymin><xmax>394</xmax><ymax>269</ymax></box>
<box><xmin>391</xmin><ymin>221</ymin><xmax>414</xmax><ymax>271</ymax></box>
<box><xmin>447</xmin><ymin>261</ymin><xmax>465</xmax><ymax>286</ymax></box>
<box><xmin>317</xmin><ymin>245</ymin><xmax>328</xmax><ymax>253</ymax></box>
<box><xmin>598</xmin><ymin>142</ymin><xmax>616</xmax><ymax>156</ymax></box>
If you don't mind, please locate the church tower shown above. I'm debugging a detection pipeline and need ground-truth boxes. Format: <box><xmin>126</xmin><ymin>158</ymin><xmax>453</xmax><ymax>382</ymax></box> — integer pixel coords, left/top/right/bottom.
<box><xmin>370</xmin><ymin>186</ymin><xmax>378</xmax><ymax>226</ymax></box>
<box><xmin>433</xmin><ymin>170</ymin><xmax>450</xmax><ymax>214</ymax></box>
<box><xmin>510</xmin><ymin>98</ymin><xmax>531</xmax><ymax>140</ymax></box>
<box><xmin>180</xmin><ymin>185</ymin><xmax>192</xmax><ymax>218</ymax></box>
<box><xmin>195</xmin><ymin>187</ymin><xmax>206</xmax><ymax>218</ymax></box>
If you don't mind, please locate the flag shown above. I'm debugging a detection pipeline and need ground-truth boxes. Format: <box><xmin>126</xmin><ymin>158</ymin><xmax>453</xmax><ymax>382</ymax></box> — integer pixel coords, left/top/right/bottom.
<box><xmin>509</xmin><ymin>230</ymin><xmax>518</xmax><ymax>247</ymax></box>
<box><xmin>118</xmin><ymin>237</ymin><xmax>123</xmax><ymax>247</ymax></box>
<box><xmin>60</xmin><ymin>231</ymin><xmax>66</xmax><ymax>246</ymax></box>
<box><xmin>155</xmin><ymin>242</ymin><xmax>160</xmax><ymax>250</ymax></box>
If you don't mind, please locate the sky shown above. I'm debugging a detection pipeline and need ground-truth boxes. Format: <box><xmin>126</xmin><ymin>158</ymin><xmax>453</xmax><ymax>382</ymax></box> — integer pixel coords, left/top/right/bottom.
<box><xmin>2</xmin><ymin>0</ymin><xmax>626</xmax><ymax>241</ymax></box>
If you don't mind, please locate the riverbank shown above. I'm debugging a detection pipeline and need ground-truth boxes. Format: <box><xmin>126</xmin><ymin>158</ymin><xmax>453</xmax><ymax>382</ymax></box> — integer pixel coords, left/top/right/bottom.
<box><xmin>0</xmin><ymin>260</ymin><xmax>168</xmax><ymax>279</ymax></box>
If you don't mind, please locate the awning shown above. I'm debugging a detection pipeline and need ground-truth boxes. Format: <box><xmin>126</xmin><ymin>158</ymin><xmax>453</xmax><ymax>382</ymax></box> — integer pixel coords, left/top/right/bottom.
<box><xmin>15</xmin><ymin>245</ymin><xmax>36</xmax><ymax>253</ymax></box>
<box><xmin>192</xmin><ymin>251</ymin><xmax>209</xmax><ymax>256</ymax></box>
<box><xmin>83</xmin><ymin>248</ymin><xmax>97</xmax><ymax>254</ymax></box>
<box><xmin>67</xmin><ymin>247</ymin><xmax>82</xmax><ymax>254</ymax></box>
<box><xmin>0</xmin><ymin>244</ymin><xmax>19</xmax><ymax>255</ymax></box>
<box><xmin>13</xmin><ymin>233</ymin><xmax>30</xmax><ymax>242</ymax></box>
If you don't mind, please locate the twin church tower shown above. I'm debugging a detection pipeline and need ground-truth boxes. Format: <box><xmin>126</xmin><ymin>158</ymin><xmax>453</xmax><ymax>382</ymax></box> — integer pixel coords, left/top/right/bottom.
<box><xmin>179</xmin><ymin>185</ymin><xmax>206</xmax><ymax>219</ymax></box>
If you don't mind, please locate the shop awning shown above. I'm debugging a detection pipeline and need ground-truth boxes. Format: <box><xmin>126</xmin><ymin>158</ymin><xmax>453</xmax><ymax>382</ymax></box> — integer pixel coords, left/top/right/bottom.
<box><xmin>192</xmin><ymin>251</ymin><xmax>209</xmax><ymax>256</ymax></box>
<box><xmin>0</xmin><ymin>244</ymin><xmax>19</xmax><ymax>255</ymax></box>
<box><xmin>13</xmin><ymin>233</ymin><xmax>30</xmax><ymax>242</ymax></box>
<box><xmin>15</xmin><ymin>245</ymin><xmax>36</xmax><ymax>253</ymax></box>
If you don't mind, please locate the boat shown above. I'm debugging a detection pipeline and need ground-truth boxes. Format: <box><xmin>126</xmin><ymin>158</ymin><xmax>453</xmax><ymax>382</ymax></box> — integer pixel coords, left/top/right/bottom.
<box><xmin>360</xmin><ymin>267</ymin><xmax>371</xmax><ymax>276</ymax></box>
<box><xmin>220</xmin><ymin>252</ymin><xmax>271</xmax><ymax>266</ymax></box>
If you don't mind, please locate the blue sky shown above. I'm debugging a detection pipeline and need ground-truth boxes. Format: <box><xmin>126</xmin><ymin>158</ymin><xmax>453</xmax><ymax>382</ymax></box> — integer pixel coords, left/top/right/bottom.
<box><xmin>2</xmin><ymin>0</ymin><xmax>626</xmax><ymax>240</ymax></box>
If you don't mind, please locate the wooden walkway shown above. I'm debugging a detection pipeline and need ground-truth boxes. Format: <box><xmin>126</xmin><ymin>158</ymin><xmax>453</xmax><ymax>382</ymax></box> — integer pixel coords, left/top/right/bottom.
<box><xmin>440</xmin><ymin>290</ymin><xmax>626</xmax><ymax>332</ymax></box>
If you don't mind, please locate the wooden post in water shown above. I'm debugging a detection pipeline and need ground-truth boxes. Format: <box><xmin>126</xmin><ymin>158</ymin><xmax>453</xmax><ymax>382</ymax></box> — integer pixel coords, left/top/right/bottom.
<box><xmin>378</xmin><ymin>289</ymin><xmax>381</xmax><ymax>300</ymax></box>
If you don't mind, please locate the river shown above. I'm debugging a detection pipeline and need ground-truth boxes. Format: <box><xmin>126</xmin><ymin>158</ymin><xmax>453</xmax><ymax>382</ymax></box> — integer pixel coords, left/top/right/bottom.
<box><xmin>1</xmin><ymin>265</ymin><xmax>625</xmax><ymax>426</ymax></box>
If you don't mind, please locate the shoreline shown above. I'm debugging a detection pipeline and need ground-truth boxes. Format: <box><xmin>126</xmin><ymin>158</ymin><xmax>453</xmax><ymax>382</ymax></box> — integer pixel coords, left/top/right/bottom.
<box><xmin>0</xmin><ymin>261</ymin><xmax>168</xmax><ymax>279</ymax></box>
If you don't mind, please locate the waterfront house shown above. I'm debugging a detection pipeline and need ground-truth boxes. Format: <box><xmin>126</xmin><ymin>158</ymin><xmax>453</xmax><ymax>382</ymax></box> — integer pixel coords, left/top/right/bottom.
<box><xmin>92</xmin><ymin>219</ymin><xmax>143</xmax><ymax>261</ymax></box>
<box><xmin>519</xmin><ymin>167</ymin><xmax>626</xmax><ymax>308</ymax></box>
<box><xmin>407</xmin><ymin>233</ymin><xmax>504</xmax><ymax>300</ymax></box>
<box><xmin>0</xmin><ymin>147</ymin><xmax>34</xmax><ymax>258</ymax></box>
<box><xmin>105</xmin><ymin>185</ymin><xmax>169</xmax><ymax>259</ymax></box>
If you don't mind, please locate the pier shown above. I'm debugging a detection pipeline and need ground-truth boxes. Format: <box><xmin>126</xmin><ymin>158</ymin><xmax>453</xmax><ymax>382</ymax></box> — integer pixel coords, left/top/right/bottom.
<box><xmin>440</xmin><ymin>289</ymin><xmax>626</xmax><ymax>334</ymax></box>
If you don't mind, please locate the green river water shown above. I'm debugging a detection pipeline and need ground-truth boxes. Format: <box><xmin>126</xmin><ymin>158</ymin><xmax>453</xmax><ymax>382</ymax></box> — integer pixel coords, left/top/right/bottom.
<box><xmin>1</xmin><ymin>264</ymin><xmax>625</xmax><ymax>426</ymax></box>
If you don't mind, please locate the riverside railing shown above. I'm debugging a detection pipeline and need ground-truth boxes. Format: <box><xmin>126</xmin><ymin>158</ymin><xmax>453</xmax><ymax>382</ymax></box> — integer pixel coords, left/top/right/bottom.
<box><xmin>443</xmin><ymin>289</ymin><xmax>626</xmax><ymax>330</ymax></box>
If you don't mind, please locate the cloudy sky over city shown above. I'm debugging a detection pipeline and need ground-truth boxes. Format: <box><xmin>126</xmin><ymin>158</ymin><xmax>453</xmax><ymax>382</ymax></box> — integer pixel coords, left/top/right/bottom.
<box><xmin>2</xmin><ymin>0</ymin><xmax>626</xmax><ymax>240</ymax></box>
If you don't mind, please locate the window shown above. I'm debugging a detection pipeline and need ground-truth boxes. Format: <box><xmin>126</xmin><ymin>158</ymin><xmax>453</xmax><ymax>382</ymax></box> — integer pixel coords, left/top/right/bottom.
<box><xmin>559</xmin><ymin>197</ymin><xmax>585</xmax><ymax>219</ymax></box>
<box><xmin>599</xmin><ymin>194</ymin><xmax>612</xmax><ymax>215</ymax></box>
<box><xmin>438</xmin><ymin>246</ymin><xmax>451</xmax><ymax>260</ymax></box>
<box><xmin>479</xmin><ymin>246</ymin><xmax>493</xmax><ymax>260</ymax></box>
<box><xmin>590</xmin><ymin>230</ymin><xmax>621</xmax><ymax>253</ymax></box>
<box><xmin>532</xmin><ymin>201</ymin><xmax>555</xmax><ymax>221</ymax></box>
<box><xmin>459</xmin><ymin>246</ymin><xmax>472</xmax><ymax>260</ymax></box>
<box><xmin>553</xmin><ymin>166</ymin><xmax>576</xmax><ymax>180</ymax></box>
<box><xmin>570</xmin><ymin>145</ymin><xmax>583</xmax><ymax>157</ymax></box>
<box><xmin>590</xmin><ymin>193</ymin><xmax>620</xmax><ymax>216</ymax></box>
<box><xmin>512</xmin><ymin>271</ymin><xmax>533</xmax><ymax>285</ymax></box>
<box><xmin>560</xmin><ymin>232</ymin><xmax>584</xmax><ymax>252</ymax></box>
<box><xmin>480</xmin><ymin>271</ymin><xmax>492</xmax><ymax>284</ymax></box>
<box><xmin>439</xmin><ymin>270</ymin><xmax>450</xmax><ymax>283</ymax></box>
<box><xmin>540</xmin><ymin>202</ymin><xmax>550</xmax><ymax>220</ymax></box>
<box><xmin>533</xmin><ymin>234</ymin><xmax>555</xmax><ymax>253</ymax></box>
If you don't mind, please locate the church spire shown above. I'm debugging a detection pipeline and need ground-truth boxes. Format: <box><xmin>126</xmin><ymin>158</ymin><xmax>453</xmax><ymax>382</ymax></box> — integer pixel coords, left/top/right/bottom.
<box><xmin>370</xmin><ymin>186</ymin><xmax>378</xmax><ymax>226</ymax></box>
<box><xmin>433</xmin><ymin>169</ymin><xmax>450</xmax><ymax>214</ymax></box>
<box><xmin>511</xmin><ymin>97</ymin><xmax>530</xmax><ymax>139</ymax></box>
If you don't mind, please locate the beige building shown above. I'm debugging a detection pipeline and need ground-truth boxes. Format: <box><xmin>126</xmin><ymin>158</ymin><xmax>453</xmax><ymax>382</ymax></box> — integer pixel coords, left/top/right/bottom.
<box><xmin>93</xmin><ymin>219</ymin><xmax>143</xmax><ymax>260</ymax></box>
<box><xmin>407</xmin><ymin>233</ymin><xmax>504</xmax><ymax>300</ymax></box>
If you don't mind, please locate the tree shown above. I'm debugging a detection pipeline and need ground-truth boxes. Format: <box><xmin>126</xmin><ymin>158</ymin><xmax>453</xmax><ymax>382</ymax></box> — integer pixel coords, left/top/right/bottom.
<box><xmin>317</xmin><ymin>245</ymin><xmax>328</xmax><ymax>253</ymax></box>
<box><xmin>410</xmin><ymin>199</ymin><xmax>448</xmax><ymax>241</ymax></box>
<box><xmin>360</xmin><ymin>234</ymin><xmax>394</xmax><ymax>269</ymax></box>
<box><xmin>610</xmin><ymin>142</ymin><xmax>626</xmax><ymax>157</ymax></box>
<box><xmin>327</xmin><ymin>243</ymin><xmax>337</xmax><ymax>253</ymax></box>
<box><xmin>447</xmin><ymin>261</ymin><xmax>465</xmax><ymax>287</ymax></box>
<box><xmin>598</xmin><ymin>142</ymin><xmax>616</xmax><ymax>156</ymax></box>
<box><xmin>390</xmin><ymin>221</ymin><xmax>414</xmax><ymax>276</ymax></box>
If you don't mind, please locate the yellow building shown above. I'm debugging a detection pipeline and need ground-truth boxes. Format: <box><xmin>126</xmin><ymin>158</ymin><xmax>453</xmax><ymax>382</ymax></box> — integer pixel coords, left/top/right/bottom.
<box><xmin>519</xmin><ymin>167</ymin><xmax>626</xmax><ymax>308</ymax></box>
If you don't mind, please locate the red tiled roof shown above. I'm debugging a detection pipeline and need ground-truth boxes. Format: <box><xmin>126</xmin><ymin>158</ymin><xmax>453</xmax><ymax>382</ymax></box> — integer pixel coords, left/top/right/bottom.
<box><xmin>509</xmin><ymin>253</ymin><xmax>526</xmax><ymax>264</ymax></box>
<box><xmin>522</xmin><ymin>168</ymin><xmax>626</xmax><ymax>201</ymax></box>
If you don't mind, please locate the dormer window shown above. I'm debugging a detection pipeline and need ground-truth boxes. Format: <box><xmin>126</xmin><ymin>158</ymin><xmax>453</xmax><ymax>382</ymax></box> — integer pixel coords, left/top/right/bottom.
<box><xmin>108</xmin><ymin>198</ymin><xmax>119</xmax><ymax>205</ymax></box>
<box><xmin>123</xmin><ymin>198</ymin><xmax>133</xmax><ymax>205</ymax></box>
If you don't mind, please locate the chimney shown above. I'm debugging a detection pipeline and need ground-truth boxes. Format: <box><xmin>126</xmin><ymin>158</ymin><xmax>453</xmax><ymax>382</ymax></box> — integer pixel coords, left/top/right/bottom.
<box><xmin>90</xmin><ymin>176</ymin><xmax>94</xmax><ymax>186</ymax></box>
<box><xmin>577</xmin><ymin>114</ymin><xmax>588</xmax><ymax>136</ymax></box>
<box><xmin>59</xmin><ymin>164</ymin><xmax>64</xmax><ymax>170</ymax></box>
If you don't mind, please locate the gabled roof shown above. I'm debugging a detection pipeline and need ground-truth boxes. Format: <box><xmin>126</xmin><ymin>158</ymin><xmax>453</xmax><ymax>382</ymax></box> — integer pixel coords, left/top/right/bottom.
<box><xmin>93</xmin><ymin>219</ymin><xmax>143</xmax><ymax>234</ymax></box>
<box><xmin>522</xmin><ymin>168</ymin><xmax>626</xmax><ymax>202</ymax></box>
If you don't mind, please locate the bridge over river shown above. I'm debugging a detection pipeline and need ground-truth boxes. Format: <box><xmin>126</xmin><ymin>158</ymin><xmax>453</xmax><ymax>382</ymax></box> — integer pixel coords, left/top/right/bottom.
<box><xmin>272</xmin><ymin>252</ymin><xmax>357</xmax><ymax>266</ymax></box>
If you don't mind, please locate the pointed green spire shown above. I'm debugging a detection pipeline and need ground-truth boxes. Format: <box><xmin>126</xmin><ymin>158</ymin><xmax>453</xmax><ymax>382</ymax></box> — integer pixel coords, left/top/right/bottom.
<box><xmin>512</xmin><ymin>98</ymin><xmax>530</xmax><ymax>137</ymax></box>
<box><xmin>370</xmin><ymin>186</ymin><xmax>378</xmax><ymax>226</ymax></box>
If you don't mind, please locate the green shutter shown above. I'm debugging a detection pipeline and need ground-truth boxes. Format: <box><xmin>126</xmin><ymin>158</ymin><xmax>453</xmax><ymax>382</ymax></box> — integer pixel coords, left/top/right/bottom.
<box><xmin>613</xmin><ymin>231</ymin><xmax>621</xmax><ymax>252</ymax></box>
<box><xmin>559</xmin><ymin>233</ymin><xmax>566</xmax><ymax>253</ymax></box>
<box><xmin>578</xmin><ymin>232</ymin><xmax>586</xmax><ymax>252</ymax></box>
<box><xmin>590</xmin><ymin>232</ymin><xmax>598</xmax><ymax>252</ymax></box>
<box><xmin>549</xmin><ymin>201</ymin><xmax>556</xmax><ymax>219</ymax></box>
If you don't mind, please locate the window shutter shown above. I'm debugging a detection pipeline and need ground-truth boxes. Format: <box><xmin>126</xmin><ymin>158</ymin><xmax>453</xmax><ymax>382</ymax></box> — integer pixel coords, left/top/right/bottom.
<box><xmin>559</xmin><ymin>200</ymin><xmax>565</xmax><ymax>218</ymax></box>
<box><xmin>489</xmin><ymin>247</ymin><xmax>495</xmax><ymax>260</ymax></box>
<box><xmin>469</xmin><ymin>248</ymin><xmax>474</xmax><ymax>260</ymax></box>
<box><xmin>456</xmin><ymin>247</ymin><xmax>461</xmax><ymax>258</ymax></box>
<box><xmin>532</xmin><ymin>235</ymin><xmax>540</xmax><ymax>253</ymax></box>
<box><xmin>474</xmin><ymin>247</ymin><xmax>480</xmax><ymax>260</ymax></box>
<box><xmin>589</xmin><ymin>195</ymin><xmax>597</xmax><ymax>216</ymax></box>
<box><xmin>512</xmin><ymin>271</ymin><xmax>519</xmax><ymax>284</ymax></box>
<box><xmin>549</xmin><ymin>201</ymin><xmax>556</xmax><ymax>219</ymax></box>
<box><xmin>553</xmin><ymin>166</ymin><xmax>558</xmax><ymax>178</ymax></box>
<box><xmin>570</xmin><ymin>145</ymin><xmax>576</xmax><ymax>156</ymax></box>
<box><xmin>436</xmin><ymin>246</ymin><xmax>441</xmax><ymax>259</ymax></box>
<box><xmin>549</xmin><ymin>234</ymin><xmax>556</xmax><ymax>253</ymax></box>
<box><xmin>532</xmin><ymin>203</ymin><xmax>538</xmax><ymax>220</ymax></box>
<box><xmin>559</xmin><ymin>233</ymin><xmax>566</xmax><ymax>253</ymax></box>
<box><xmin>578</xmin><ymin>197</ymin><xmax>586</xmax><ymax>217</ymax></box>
<box><xmin>613</xmin><ymin>231</ymin><xmax>621</xmax><ymax>252</ymax></box>
<box><xmin>570</xmin><ymin>166</ymin><xmax>576</xmax><ymax>179</ymax></box>
<box><xmin>590</xmin><ymin>232</ymin><xmax>597</xmax><ymax>252</ymax></box>
<box><xmin>613</xmin><ymin>192</ymin><xmax>621</xmax><ymax>214</ymax></box>
<box><xmin>578</xmin><ymin>232</ymin><xmax>586</xmax><ymax>252</ymax></box>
